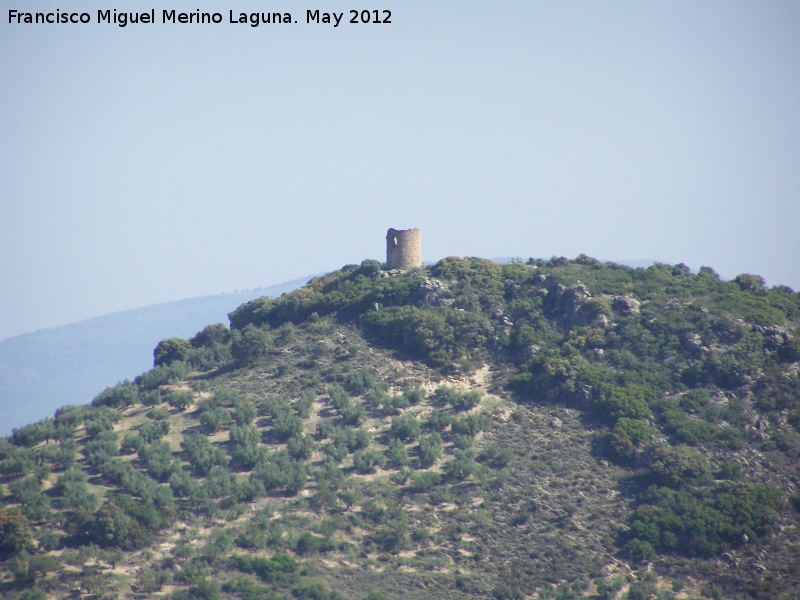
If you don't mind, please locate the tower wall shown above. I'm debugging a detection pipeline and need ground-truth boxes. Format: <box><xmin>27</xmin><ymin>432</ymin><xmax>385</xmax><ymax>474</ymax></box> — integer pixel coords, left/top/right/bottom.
<box><xmin>386</xmin><ymin>228</ymin><xmax>422</xmax><ymax>269</ymax></box>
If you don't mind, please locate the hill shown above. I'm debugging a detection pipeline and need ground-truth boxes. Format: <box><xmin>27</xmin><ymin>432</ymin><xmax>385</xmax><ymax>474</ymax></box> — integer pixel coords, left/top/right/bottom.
<box><xmin>1</xmin><ymin>256</ymin><xmax>799</xmax><ymax>599</ymax></box>
<box><xmin>0</xmin><ymin>278</ymin><xmax>309</xmax><ymax>436</ymax></box>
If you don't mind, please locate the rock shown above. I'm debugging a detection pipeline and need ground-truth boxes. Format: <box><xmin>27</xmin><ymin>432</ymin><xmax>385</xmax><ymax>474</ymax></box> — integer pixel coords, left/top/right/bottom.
<box><xmin>549</xmin><ymin>417</ymin><xmax>562</xmax><ymax>429</ymax></box>
<box><xmin>612</xmin><ymin>296</ymin><xmax>641</xmax><ymax>316</ymax></box>
<box><xmin>504</xmin><ymin>279</ymin><xmax>521</xmax><ymax>296</ymax></box>
<box><xmin>580</xmin><ymin>385</ymin><xmax>593</xmax><ymax>402</ymax></box>
<box><xmin>542</xmin><ymin>282</ymin><xmax>614</xmax><ymax>328</ymax></box>
<box><xmin>520</xmin><ymin>344</ymin><xmax>541</xmax><ymax>361</ymax></box>
<box><xmin>682</xmin><ymin>332</ymin><xmax>703</xmax><ymax>350</ymax></box>
<box><xmin>415</xmin><ymin>278</ymin><xmax>454</xmax><ymax>307</ymax></box>
<box><xmin>760</xmin><ymin>326</ymin><xmax>788</xmax><ymax>350</ymax></box>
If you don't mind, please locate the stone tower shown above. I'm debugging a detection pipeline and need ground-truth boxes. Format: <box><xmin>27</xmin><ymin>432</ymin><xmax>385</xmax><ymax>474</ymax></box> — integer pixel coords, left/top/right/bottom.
<box><xmin>386</xmin><ymin>228</ymin><xmax>422</xmax><ymax>269</ymax></box>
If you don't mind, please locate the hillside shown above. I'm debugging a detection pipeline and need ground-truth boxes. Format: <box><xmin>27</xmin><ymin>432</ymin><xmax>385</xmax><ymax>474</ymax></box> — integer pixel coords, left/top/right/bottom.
<box><xmin>0</xmin><ymin>278</ymin><xmax>309</xmax><ymax>436</ymax></box>
<box><xmin>1</xmin><ymin>256</ymin><xmax>799</xmax><ymax>599</ymax></box>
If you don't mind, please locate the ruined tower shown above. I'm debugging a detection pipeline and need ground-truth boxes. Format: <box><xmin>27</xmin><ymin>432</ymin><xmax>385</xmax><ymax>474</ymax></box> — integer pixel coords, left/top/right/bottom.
<box><xmin>386</xmin><ymin>228</ymin><xmax>422</xmax><ymax>270</ymax></box>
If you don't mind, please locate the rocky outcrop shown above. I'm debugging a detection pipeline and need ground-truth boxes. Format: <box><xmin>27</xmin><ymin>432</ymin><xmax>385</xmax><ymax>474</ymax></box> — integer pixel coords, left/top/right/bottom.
<box><xmin>543</xmin><ymin>282</ymin><xmax>609</xmax><ymax>328</ymax></box>
<box><xmin>612</xmin><ymin>296</ymin><xmax>641</xmax><ymax>316</ymax></box>
<box><xmin>752</xmin><ymin>324</ymin><xmax>789</xmax><ymax>350</ymax></box>
<box><xmin>414</xmin><ymin>277</ymin><xmax>455</xmax><ymax>307</ymax></box>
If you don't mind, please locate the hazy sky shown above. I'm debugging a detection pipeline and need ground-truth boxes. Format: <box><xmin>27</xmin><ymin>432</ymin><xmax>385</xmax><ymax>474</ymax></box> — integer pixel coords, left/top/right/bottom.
<box><xmin>2</xmin><ymin>1</ymin><xmax>799</xmax><ymax>340</ymax></box>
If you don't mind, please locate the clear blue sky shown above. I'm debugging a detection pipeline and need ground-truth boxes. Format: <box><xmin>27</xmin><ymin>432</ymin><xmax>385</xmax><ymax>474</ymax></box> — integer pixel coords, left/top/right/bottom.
<box><xmin>2</xmin><ymin>1</ymin><xmax>799</xmax><ymax>340</ymax></box>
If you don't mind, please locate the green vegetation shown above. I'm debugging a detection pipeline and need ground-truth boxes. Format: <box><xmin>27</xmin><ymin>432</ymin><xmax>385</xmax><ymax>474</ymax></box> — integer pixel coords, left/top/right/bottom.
<box><xmin>1</xmin><ymin>256</ymin><xmax>799</xmax><ymax>598</ymax></box>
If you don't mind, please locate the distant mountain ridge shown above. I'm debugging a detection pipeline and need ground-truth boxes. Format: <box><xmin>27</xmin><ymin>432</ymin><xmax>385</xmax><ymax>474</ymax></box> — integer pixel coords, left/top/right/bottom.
<box><xmin>0</xmin><ymin>277</ymin><xmax>309</xmax><ymax>435</ymax></box>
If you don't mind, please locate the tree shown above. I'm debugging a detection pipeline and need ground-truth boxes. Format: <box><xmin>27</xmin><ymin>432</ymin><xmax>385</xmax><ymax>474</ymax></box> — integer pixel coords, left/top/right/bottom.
<box><xmin>228</xmin><ymin>296</ymin><xmax>275</xmax><ymax>330</ymax></box>
<box><xmin>287</xmin><ymin>434</ymin><xmax>316</xmax><ymax>460</ymax></box>
<box><xmin>153</xmin><ymin>337</ymin><xmax>192</xmax><ymax>367</ymax></box>
<box><xmin>778</xmin><ymin>338</ymin><xmax>800</xmax><ymax>363</ymax></box>
<box><xmin>346</xmin><ymin>368</ymin><xmax>375</xmax><ymax>395</ymax></box>
<box><xmin>11</xmin><ymin>418</ymin><xmax>55</xmax><ymax>447</ymax></box>
<box><xmin>390</xmin><ymin>414</ymin><xmax>421</xmax><ymax>441</ymax></box>
<box><xmin>443</xmin><ymin>450</ymin><xmax>476</xmax><ymax>481</ymax></box>
<box><xmin>139</xmin><ymin>441</ymin><xmax>179</xmax><ymax>480</ymax></box>
<box><xmin>191</xmin><ymin>323</ymin><xmax>231</xmax><ymax>347</ymax></box>
<box><xmin>199</xmin><ymin>406</ymin><xmax>229</xmax><ymax>434</ymax></box>
<box><xmin>452</xmin><ymin>390</ymin><xmax>482</xmax><ymax>411</ymax></box>
<box><xmin>386</xmin><ymin>438</ymin><xmax>410</xmax><ymax>468</ymax></box>
<box><xmin>353</xmin><ymin>448</ymin><xmax>386</xmax><ymax>474</ymax></box>
<box><xmin>328</xmin><ymin>385</ymin><xmax>351</xmax><ymax>413</ymax></box>
<box><xmin>92</xmin><ymin>381</ymin><xmax>138</xmax><ymax>409</ymax></box>
<box><xmin>418</xmin><ymin>433</ymin><xmax>442</xmax><ymax>468</ymax></box>
<box><xmin>647</xmin><ymin>445</ymin><xmax>711</xmax><ymax>487</ymax></box>
<box><xmin>232</xmin><ymin>395</ymin><xmax>257</xmax><ymax>426</ymax></box>
<box><xmin>230</xmin><ymin>425</ymin><xmax>265</xmax><ymax>470</ymax></box>
<box><xmin>733</xmin><ymin>273</ymin><xmax>766</xmax><ymax>293</ymax></box>
<box><xmin>231</xmin><ymin>324</ymin><xmax>273</xmax><ymax>365</ymax></box>
<box><xmin>167</xmin><ymin>390</ymin><xmax>194</xmax><ymax>411</ymax></box>
<box><xmin>56</xmin><ymin>468</ymin><xmax>99</xmax><ymax>511</ymax></box>
<box><xmin>0</xmin><ymin>507</ymin><xmax>33</xmax><ymax>556</ymax></box>
<box><xmin>10</xmin><ymin>477</ymin><xmax>51</xmax><ymax>522</ymax></box>
<box><xmin>182</xmin><ymin>433</ymin><xmax>229</xmax><ymax>476</ymax></box>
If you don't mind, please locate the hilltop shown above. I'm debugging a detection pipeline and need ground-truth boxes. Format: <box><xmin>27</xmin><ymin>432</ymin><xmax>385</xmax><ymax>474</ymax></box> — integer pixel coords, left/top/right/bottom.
<box><xmin>1</xmin><ymin>256</ymin><xmax>799</xmax><ymax>599</ymax></box>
